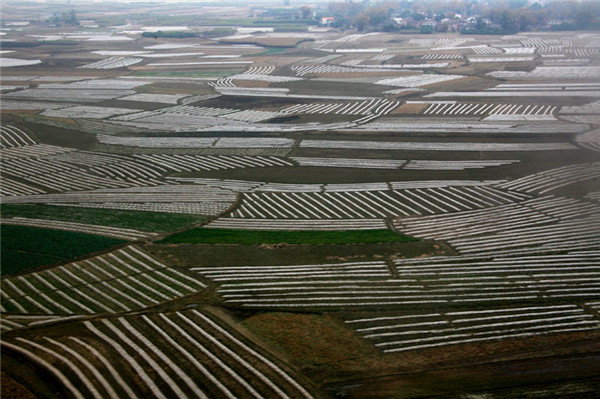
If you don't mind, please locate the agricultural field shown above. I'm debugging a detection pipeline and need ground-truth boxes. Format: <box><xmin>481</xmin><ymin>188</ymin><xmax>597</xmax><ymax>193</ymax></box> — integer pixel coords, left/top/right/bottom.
<box><xmin>1</xmin><ymin>225</ymin><xmax>125</xmax><ymax>275</ymax></box>
<box><xmin>161</xmin><ymin>228</ymin><xmax>416</xmax><ymax>245</ymax></box>
<box><xmin>1</xmin><ymin>2</ymin><xmax>600</xmax><ymax>399</ymax></box>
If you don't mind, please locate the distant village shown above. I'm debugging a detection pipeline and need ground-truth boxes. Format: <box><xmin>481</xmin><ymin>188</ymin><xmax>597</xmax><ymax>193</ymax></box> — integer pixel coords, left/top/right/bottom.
<box><xmin>257</xmin><ymin>0</ymin><xmax>600</xmax><ymax>35</ymax></box>
<box><xmin>5</xmin><ymin>0</ymin><xmax>598</xmax><ymax>36</ymax></box>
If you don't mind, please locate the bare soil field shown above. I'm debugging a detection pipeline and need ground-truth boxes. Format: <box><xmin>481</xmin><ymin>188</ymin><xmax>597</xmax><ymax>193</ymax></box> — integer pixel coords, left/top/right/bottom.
<box><xmin>152</xmin><ymin>240</ymin><xmax>450</xmax><ymax>268</ymax></box>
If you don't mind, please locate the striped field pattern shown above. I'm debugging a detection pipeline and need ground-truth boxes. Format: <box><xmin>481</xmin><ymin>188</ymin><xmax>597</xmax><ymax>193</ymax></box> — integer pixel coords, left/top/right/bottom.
<box><xmin>421</xmin><ymin>54</ymin><xmax>462</xmax><ymax>60</ymax></box>
<box><xmin>169</xmin><ymin>178</ymin><xmax>505</xmax><ymax>194</ymax></box>
<box><xmin>204</xmin><ymin>218</ymin><xmax>388</xmax><ymax>231</ymax></box>
<box><xmin>393</xmin><ymin>196</ymin><xmax>600</xmax><ymax>258</ymax></box>
<box><xmin>0</xmin><ymin>315</ymin><xmax>85</xmax><ymax>333</ymax></box>
<box><xmin>280</xmin><ymin>99</ymin><xmax>391</xmax><ymax>116</ymax></box>
<box><xmin>80</xmin><ymin>56</ymin><xmax>143</xmax><ymax>69</ymax></box>
<box><xmin>446</xmin><ymin>213</ymin><xmax>600</xmax><ymax>257</ymax></box>
<box><xmin>291</xmin><ymin>157</ymin><xmax>405</xmax><ymax>169</ymax></box>
<box><xmin>1</xmin><ymin>185</ymin><xmax>238</xmax><ymax>216</ymax></box>
<box><xmin>421</xmin><ymin>102</ymin><xmax>555</xmax><ymax>116</ymax></box>
<box><xmin>1</xmin><ymin>125</ymin><xmax>37</xmax><ymax>148</ymax></box>
<box><xmin>403</xmin><ymin>160</ymin><xmax>518</xmax><ymax>170</ymax></box>
<box><xmin>0</xmin><ymin>217</ymin><xmax>158</xmax><ymax>240</ymax></box>
<box><xmin>228</xmin><ymin>186</ymin><xmax>530</xmax><ymax>219</ymax></box>
<box><xmin>113</xmin><ymin>105</ymin><xmax>239</xmax><ymax>121</ymax></box>
<box><xmin>291</xmin><ymin>64</ymin><xmax>386</xmax><ymax>76</ymax></box>
<box><xmin>346</xmin><ymin>304</ymin><xmax>600</xmax><ymax>353</ymax></box>
<box><xmin>2</xmin><ymin>309</ymin><xmax>314</xmax><ymax>399</ymax></box>
<box><xmin>290</xmin><ymin>157</ymin><xmax>517</xmax><ymax>170</ymax></box>
<box><xmin>42</xmin><ymin>106</ymin><xmax>142</xmax><ymax>119</ymax></box>
<box><xmin>469</xmin><ymin>46</ymin><xmax>504</xmax><ymax>54</ymax></box>
<box><xmin>0</xmin><ymin>134</ymin><xmax>161</xmax><ymax>192</ymax></box>
<box><xmin>2</xmin><ymin>28</ymin><xmax>600</xmax><ymax>382</ymax></box>
<box><xmin>496</xmin><ymin>162</ymin><xmax>600</xmax><ymax>194</ymax></box>
<box><xmin>0</xmin><ymin>176</ymin><xmax>47</xmax><ymax>196</ymax></box>
<box><xmin>299</xmin><ymin>140</ymin><xmax>577</xmax><ymax>152</ymax></box>
<box><xmin>1</xmin><ymin>155</ymin><xmax>152</xmax><ymax>192</ymax></box>
<box><xmin>375</xmin><ymin>74</ymin><xmax>465</xmax><ymax>88</ymax></box>
<box><xmin>393</xmin><ymin>195</ymin><xmax>599</xmax><ymax>241</ymax></box>
<box><xmin>97</xmin><ymin>135</ymin><xmax>295</xmax><ymax>149</ymax></box>
<box><xmin>5</xmin><ymin>88</ymin><xmax>138</xmax><ymax>103</ymax></box>
<box><xmin>0</xmin><ymin>246</ymin><xmax>205</xmax><ymax>315</ymax></box>
<box><xmin>468</xmin><ymin>56</ymin><xmax>535</xmax><ymax>62</ymax></box>
<box><xmin>134</xmin><ymin>154</ymin><xmax>293</xmax><ymax>172</ymax></box>
<box><xmin>488</xmin><ymin>66</ymin><xmax>600</xmax><ymax>80</ymax></box>
<box><xmin>190</xmin><ymin>250</ymin><xmax>600</xmax><ymax>310</ymax></box>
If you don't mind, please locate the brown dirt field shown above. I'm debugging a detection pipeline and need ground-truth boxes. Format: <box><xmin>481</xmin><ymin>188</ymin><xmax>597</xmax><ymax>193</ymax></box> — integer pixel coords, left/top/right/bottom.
<box><xmin>385</xmin><ymin>89</ymin><xmax>427</xmax><ymax>100</ymax></box>
<box><xmin>97</xmin><ymin>99</ymin><xmax>166</xmax><ymax>111</ymax></box>
<box><xmin>200</xmin><ymin>47</ymin><xmax>263</xmax><ymax>56</ymax></box>
<box><xmin>203</xmin><ymin>305</ymin><xmax>317</xmax><ymax>380</ymax></box>
<box><xmin>448</xmin><ymin>63</ymin><xmax>507</xmax><ymax>77</ymax></box>
<box><xmin>241</xmin><ymin>311</ymin><xmax>600</xmax><ymax>392</ymax></box>
<box><xmin>231</xmin><ymin>79</ymin><xmax>271</xmax><ymax>88</ymax></box>
<box><xmin>420</xmin><ymin>75</ymin><xmax>491</xmax><ymax>91</ymax></box>
<box><xmin>1</xmin><ymin>372</ymin><xmax>38</xmax><ymax>399</ymax></box>
<box><xmin>283</xmin><ymin>79</ymin><xmax>391</xmax><ymax>97</ymax></box>
<box><xmin>134</xmin><ymin>82</ymin><xmax>214</xmax><ymax>95</ymax></box>
<box><xmin>150</xmin><ymin>240</ymin><xmax>450</xmax><ymax>269</ymax></box>
<box><xmin>250</xmin><ymin>102</ymin><xmax>300</xmax><ymax>112</ymax></box>
<box><xmin>0</xmin><ymin>109</ymin><xmax>41</xmax><ymax>115</ymax></box>
<box><xmin>250</xmin><ymin>56</ymin><xmax>310</xmax><ymax>67</ymax></box>
<box><xmin>199</xmin><ymin>95</ymin><xmax>301</xmax><ymax>110</ymax></box>
<box><xmin>561</xmin><ymin>115</ymin><xmax>600</xmax><ymax>124</ymax></box>
<box><xmin>265</xmin><ymin>113</ymin><xmax>353</xmax><ymax>125</ymax></box>
<box><xmin>334</xmin><ymin>353</ymin><xmax>600</xmax><ymax>398</ymax></box>
<box><xmin>134</xmin><ymin>64</ymin><xmax>244</xmax><ymax>73</ymax></box>
<box><xmin>243</xmin><ymin>312</ymin><xmax>380</xmax><ymax>376</ymax></box>
<box><xmin>173</xmin><ymin>161</ymin><xmax>550</xmax><ymax>185</ymax></box>
<box><xmin>391</xmin><ymin>103</ymin><xmax>427</xmax><ymax>115</ymax></box>
<box><xmin>1</xmin><ymin>352</ymin><xmax>65</xmax><ymax>399</ymax></box>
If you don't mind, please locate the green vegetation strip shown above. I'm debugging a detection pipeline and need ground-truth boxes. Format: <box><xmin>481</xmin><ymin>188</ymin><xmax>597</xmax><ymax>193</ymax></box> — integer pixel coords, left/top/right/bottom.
<box><xmin>1</xmin><ymin>205</ymin><xmax>206</xmax><ymax>233</ymax></box>
<box><xmin>1</xmin><ymin>225</ymin><xmax>125</xmax><ymax>275</ymax></box>
<box><xmin>160</xmin><ymin>229</ymin><xmax>417</xmax><ymax>245</ymax></box>
<box><xmin>254</xmin><ymin>47</ymin><xmax>288</xmax><ymax>55</ymax></box>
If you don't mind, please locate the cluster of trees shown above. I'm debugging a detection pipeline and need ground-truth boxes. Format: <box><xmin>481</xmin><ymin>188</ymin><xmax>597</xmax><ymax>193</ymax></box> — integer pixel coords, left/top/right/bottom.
<box><xmin>141</xmin><ymin>31</ymin><xmax>195</xmax><ymax>39</ymax></box>
<box><xmin>47</xmin><ymin>9</ymin><xmax>78</xmax><ymax>26</ymax></box>
<box><xmin>482</xmin><ymin>0</ymin><xmax>600</xmax><ymax>33</ymax></box>
<box><xmin>319</xmin><ymin>0</ymin><xmax>600</xmax><ymax>34</ymax></box>
<box><xmin>201</xmin><ymin>28</ymin><xmax>236</xmax><ymax>39</ymax></box>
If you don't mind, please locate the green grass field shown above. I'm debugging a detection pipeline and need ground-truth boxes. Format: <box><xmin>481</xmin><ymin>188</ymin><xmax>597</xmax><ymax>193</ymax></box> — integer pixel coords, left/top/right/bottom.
<box><xmin>1</xmin><ymin>225</ymin><xmax>125</xmax><ymax>275</ymax></box>
<box><xmin>255</xmin><ymin>47</ymin><xmax>289</xmax><ymax>55</ymax></box>
<box><xmin>1</xmin><ymin>205</ymin><xmax>206</xmax><ymax>233</ymax></box>
<box><xmin>160</xmin><ymin>228</ymin><xmax>417</xmax><ymax>245</ymax></box>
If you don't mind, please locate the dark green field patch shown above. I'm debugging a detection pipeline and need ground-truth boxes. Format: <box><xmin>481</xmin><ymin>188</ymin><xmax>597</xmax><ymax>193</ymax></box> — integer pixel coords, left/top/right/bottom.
<box><xmin>255</xmin><ymin>46</ymin><xmax>288</xmax><ymax>55</ymax></box>
<box><xmin>160</xmin><ymin>229</ymin><xmax>417</xmax><ymax>245</ymax></box>
<box><xmin>1</xmin><ymin>205</ymin><xmax>206</xmax><ymax>233</ymax></box>
<box><xmin>1</xmin><ymin>225</ymin><xmax>125</xmax><ymax>275</ymax></box>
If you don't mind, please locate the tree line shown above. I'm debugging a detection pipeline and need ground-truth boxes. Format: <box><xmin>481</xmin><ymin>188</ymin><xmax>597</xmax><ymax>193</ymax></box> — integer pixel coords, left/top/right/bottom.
<box><xmin>320</xmin><ymin>0</ymin><xmax>600</xmax><ymax>34</ymax></box>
